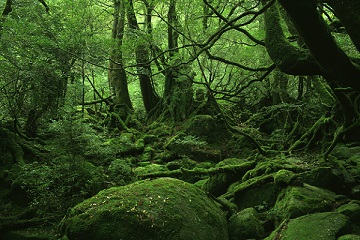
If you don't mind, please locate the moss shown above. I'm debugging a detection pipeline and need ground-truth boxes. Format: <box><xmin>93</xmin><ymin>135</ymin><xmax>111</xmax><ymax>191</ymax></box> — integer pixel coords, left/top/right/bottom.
<box><xmin>182</xmin><ymin>115</ymin><xmax>230</xmax><ymax>144</ymax></box>
<box><xmin>107</xmin><ymin>159</ymin><xmax>134</xmax><ymax>185</ymax></box>
<box><xmin>274</xmin><ymin>169</ymin><xmax>296</xmax><ymax>187</ymax></box>
<box><xmin>274</xmin><ymin>184</ymin><xmax>338</xmax><ymax>223</ymax></box>
<box><xmin>203</xmin><ymin>159</ymin><xmax>254</xmax><ymax>197</ymax></box>
<box><xmin>165</xmin><ymin>133</ymin><xmax>222</xmax><ymax>162</ymax></box>
<box><xmin>266</xmin><ymin>212</ymin><xmax>349</xmax><ymax>240</ymax></box>
<box><xmin>336</xmin><ymin>201</ymin><xmax>360</xmax><ymax>221</ymax></box>
<box><xmin>59</xmin><ymin>177</ymin><xmax>228</xmax><ymax>240</ymax></box>
<box><xmin>133</xmin><ymin>164</ymin><xmax>169</xmax><ymax>177</ymax></box>
<box><xmin>338</xmin><ymin>234</ymin><xmax>360</xmax><ymax>240</ymax></box>
<box><xmin>228</xmin><ymin>208</ymin><xmax>265</xmax><ymax>240</ymax></box>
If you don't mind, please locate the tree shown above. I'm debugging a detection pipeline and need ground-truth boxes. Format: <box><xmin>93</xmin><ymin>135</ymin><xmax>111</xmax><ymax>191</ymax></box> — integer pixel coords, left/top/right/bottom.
<box><xmin>262</xmin><ymin>0</ymin><xmax>360</xmax><ymax>149</ymax></box>
<box><xmin>108</xmin><ymin>0</ymin><xmax>133</xmax><ymax>111</ymax></box>
<box><xmin>126</xmin><ymin>0</ymin><xmax>159</xmax><ymax>114</ymax></box>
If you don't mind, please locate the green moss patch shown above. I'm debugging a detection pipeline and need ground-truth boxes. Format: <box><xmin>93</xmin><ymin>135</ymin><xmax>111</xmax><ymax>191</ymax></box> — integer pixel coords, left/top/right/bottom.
<box><xmin>274</xmin><ymin>184</ymin><xmax>338</xmax><ymax>222</ymax></box>
<box><xmin>266</xmin><ymin>212</ymin><xmax>349</xmax><ymax>240</ymax></box>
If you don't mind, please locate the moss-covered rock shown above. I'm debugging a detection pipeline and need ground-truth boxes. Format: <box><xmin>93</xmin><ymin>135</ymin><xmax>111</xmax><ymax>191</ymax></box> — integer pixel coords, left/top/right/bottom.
<box><xmin>182</xmin><ymin>115</ymin><xmax>230</xmax><ymax>144</ymax></box>
<box><xmin>165</xmin><ymin>133</ymin><xmax>222</xmax><ymax>162</ymax></box>
<box><xmin>203</xmin><ymin>159</ymin><xmax>254</xmax><ymax>197</ymax></box>
<box><xmin>332</xmin><ymin>144</ymin><xmax>360</xmax><ymax>160</ymax></box>
<box><xmin>165</xmin><ymin>158</ymin><xmax>197</xmax><ymax>170</ymax></box>
<box><xmin>338</xmin><ymin>234</ymin><xmax>360</xmax><ymax>240</ymax></box>
<box><xmin>102</xmin><ymin>133</ymin><xmax>144</xmax><ymax>157</ymax></box>
<box><xmin>133</xmin><ymin>164</ymin><xmax>169</xmax><ymax>177</ymax></box>
<box><xmin>58</xmin><ymin>177</ymin><xmax>228</xmax><ymax>240</ymax></box>
<box><xmin>265</xmin><ymin>212</ymin><xmax>349</xmax><ymax>240</ymax></box>
<box><xmin>299</xmin><ymin>167</ymin><xmax>347</xmax><ymax>193</ymax></box>
<box><xmin>228</xmin><ymin>207</ymin><xmax>265</xmax><ymax>240</ymax></box>
<box><xmin>227</xmin><ymin>177</ymin><xmax>280</xmax><ymax>212</ymax></box>
<box><xmin>274</xmin><ymin>169</ymin><xmax>296</xmax><ymax>187</ymax></box>
<box><xmin>107</xmin><ymin>159</ymin><xmax>134</xmax><ymax>185</ymax></box>
<box><xmin>273</xmin><ymin>184</ymin><xmax>339</xmax><ymax>223</ymax></box>
<box><xmin>336</xmin><ymin>201</ymin><xmax>360</xmax><ymax>221</ymax></box>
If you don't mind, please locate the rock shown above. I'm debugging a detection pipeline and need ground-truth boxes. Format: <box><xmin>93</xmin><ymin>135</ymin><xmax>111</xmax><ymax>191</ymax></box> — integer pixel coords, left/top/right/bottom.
<box><xmin>232</xmin><ymin>181</ymin><xmax>281</xmax><ymax>212</ymax></box>
<box><xmin>102</xmin><ymin>133</ymin><xmax>143</xmax><ymax>157</ymax></box>
<box><xmin>203</xmin><ymin>159</ymin><xmax>254</xmax><ymax>197</ymax></box>
<box><xmin>336</xmin><ymin>201</ymin><xmax>360</xmax><ymax>221</ymax></box>
<box><xmin>338</xmin><ymin>234</ymin><xmax>360</xmax><ymax>240</ymax></box>
<box><xmin>1</xmin><ymin>227</ymin><xmax>55</xmax><ymax>240</ymax></box>
<box><xmin>332</xmin><ymin>144</ymin><xmax>360</xmax><ymax>160</ymax></box>
<box><xmin>133</xmin><ymin>164</ymin><xmax>169</xmax><ymax>177</ymax></box>
<box><xmin>228</xmin><ymin>208</ymin><xmax>265</xmax><ymax>240</ymax></box>
<box><xmin>165</xmin><ymin>133</ymin><xmax>222</xmax><ymax>162</ymax></box>
<box><xmin>273</xmin><ymin>184</ymin><xmax>338</xmax><ymax>223</ymax></box>
<box><xmin>107</xmin><ymin>159</ymin><xmax>134</xmax><ymax>185</ymax></box>
<box><xmin>274</xmin><ymin>169</ymin><xmax>296</xmax><ymax>187</ymax></box>
<box><xmin>265</xmin><ymin>212</ymin><xmax>349</xmax><ymax>240</ymax></box>
<box><xmin>182</xmin><ymin>115</ymin><xmax>230</xmax><ymax>144</ymax></box>
<box><xmin>141</xmin><ymin>146</ymin><xmax>155</xmax><ymax>162</ymax></box>
<box><xmin>58</xmin><ymin>177</ymin><xmax>228</xmax><ymax>240</ymax></box>
<box><xmin>299</xmin><ymin>167</ymin><xmax>347</xmax><ymax>193</ymax></box>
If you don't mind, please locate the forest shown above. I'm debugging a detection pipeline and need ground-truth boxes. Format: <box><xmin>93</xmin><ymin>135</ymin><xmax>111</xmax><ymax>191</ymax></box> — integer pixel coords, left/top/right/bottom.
<box><xmin>0</xmin><ymin>0</ymin><xmax>360</xmax><ymax>239</ymax></box>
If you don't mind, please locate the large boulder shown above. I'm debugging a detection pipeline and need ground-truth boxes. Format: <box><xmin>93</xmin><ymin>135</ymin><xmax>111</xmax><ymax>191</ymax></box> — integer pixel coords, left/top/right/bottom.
<box><xmin>58</xmin><ymin>177</ymin><xmax>228</xmax><ymax>240</ymax></box>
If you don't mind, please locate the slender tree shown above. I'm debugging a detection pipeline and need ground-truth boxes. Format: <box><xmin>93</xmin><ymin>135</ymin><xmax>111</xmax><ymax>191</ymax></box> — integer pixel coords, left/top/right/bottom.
<box><xmin>126</xmin><ymin>0</ymin><xmax>159</xmax><ymax>113</ymax></box>
<box><xmin>108</xmin><ymin>0</ymin><xmax>133</xmax><ymax>110</ymax></box>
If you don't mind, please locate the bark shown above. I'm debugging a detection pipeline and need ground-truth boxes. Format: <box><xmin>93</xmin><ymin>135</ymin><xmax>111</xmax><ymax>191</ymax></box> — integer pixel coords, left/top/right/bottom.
<box><xmin>277</xmin><ymin>0</ymin><xmax>360</xmax><ymax>92</ymax></box>
<box><xmin>126</xmin><ymin>0</ymin><xmax>159</xmax><ymax>113</ymax></box>
<box><xmin>0</xmin><ymin>0</ymin><xmax>12</xmax><ymax>38</ymax></box>
<box><xmin>262</xmin><ymin>1</ymin><xmax>322</xmax><ymax>75</ymax></box>
<box><xmin>161</xmin><ymin>0</ymin><xmax>194</xmax><ymax>122</ymax></box>
<box><xmin>108</xmin><ymin>0</ymin><xmax>132</xmax><ymax>110</ymax></box>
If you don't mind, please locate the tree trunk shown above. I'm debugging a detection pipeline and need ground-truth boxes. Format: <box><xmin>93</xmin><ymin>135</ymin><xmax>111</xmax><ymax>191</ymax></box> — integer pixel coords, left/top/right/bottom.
<box><xmin>326</xmin><ymin>0</ymin><xmax>360</xmax><ymax>52</ymax></box>
<box><xmin>277</xmin><ymin>0</ymin><xmax>360</xmax><ymax>92</ymax></box>
<box><xmin>126</xmin><ymin>0</ymin><xmax>159</xmax><ymax>113</ymax></box>
<box><xmin>108</xmin><ymin>0</ymin><xmax>132</xmax><ymax>110</ymax></box>
<box><xmin>161</xmin><ymin>0</ymin><xmax>194</xmax><ymax>123</ymax></box>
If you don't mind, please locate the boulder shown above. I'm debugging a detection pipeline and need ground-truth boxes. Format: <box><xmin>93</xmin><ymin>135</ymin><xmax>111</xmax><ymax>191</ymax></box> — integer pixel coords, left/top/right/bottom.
<box><xmin>336</xmin><ymin>201</ymin><xmax>360</xmax><ymax>221</ymax></box>
<box><xmin>228</xmin><ymin>207</ymin><xmax>265</xmax><ymax>240</ymax></box>
<box><xmin>265</xmin><ymin>212</ymin><xmax>349</xmax><ymax>240</ymax></box>
<box><xmin>165</xmin><ymin>133</ymin><xmax>222</xmax><ymax>162</ymax></box>
<box><xmin>58</xmin><ymin>177</ymin><xmax>228</xmax><ymax>240</ymax></box>
<box><xmin>273</xmin><ymin>184</ymin><xmax>338</xmax><ymax>223</ymax></box>
<box><xmin>338</xmin><ymin>234</ymin><xmax>360</xmax><ymax>240</ymax></box>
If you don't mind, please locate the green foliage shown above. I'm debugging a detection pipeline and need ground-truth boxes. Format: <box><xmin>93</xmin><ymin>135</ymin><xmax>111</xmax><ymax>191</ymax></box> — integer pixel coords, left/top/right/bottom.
<box><xmin>8</xmin><ymin>159</ymin><xmax>106</xmax><ymax>216</ymax></box>
<box><xmin>174</xmin><ymin>134</ymin><xmax>208</xmax><ymax>147</ymax></box>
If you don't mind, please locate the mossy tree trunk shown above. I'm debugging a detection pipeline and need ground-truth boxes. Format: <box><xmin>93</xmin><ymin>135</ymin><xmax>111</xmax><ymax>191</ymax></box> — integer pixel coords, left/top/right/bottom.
<box><xmin>126</xmin><ymin>0</ymin><xmax>159</xmax><ymax>114</ymax></box>
<box><xmin>162</xmin><ymin>0</ymin><xmax>194</xmax><ymax>123</ymax></box>
<box><xmin>262</xmin><ymin>0</ymin><xmax>360</xmax><ymax>144</ymax></box>
<box><xmin>108</xmin><ymin>0</ymin><xmax>133</xmax><ymax>111</ymax></box>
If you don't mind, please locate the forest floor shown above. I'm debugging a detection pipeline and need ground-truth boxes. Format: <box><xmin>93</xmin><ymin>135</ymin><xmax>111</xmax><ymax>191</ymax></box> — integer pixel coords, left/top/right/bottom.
<box><xmin>1</xmin><ymin>113</ymin><xmax>360</xmax><ymax>239</ymax></box>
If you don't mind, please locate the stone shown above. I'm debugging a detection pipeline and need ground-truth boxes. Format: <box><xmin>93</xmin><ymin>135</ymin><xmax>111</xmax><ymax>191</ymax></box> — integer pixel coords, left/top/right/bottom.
<box><xmin>338</xmin><ymin>234</ymin><xmax>360</xmax><ymax>240</ymax></box>
<box><xmin>58</xmin><ymin>177</ymin><xmax>228</xmax><ymax>240</ymax></box>
<box><xmin>336</xmin><ymin>201</ymin><xmax>360</xmax><ymax>221</ymax></box>
<box><xmin>274</xmin><ymin>184</ymin><xmax>338</xmax><ymax>223</ymax></box>
<box><xmin>228</xmin><ymin>208</ymin><xmax>265</xmax><ymax>240</ymax></box>
<box><xmin>274</xmin><ymin>169</ymin><xmax>296</xmax><ymax>187</ymax></box>
<box><xmin>265</xmin><ymin>212</ymin><xmax>349</xmax><ymax>240</ymax></box>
